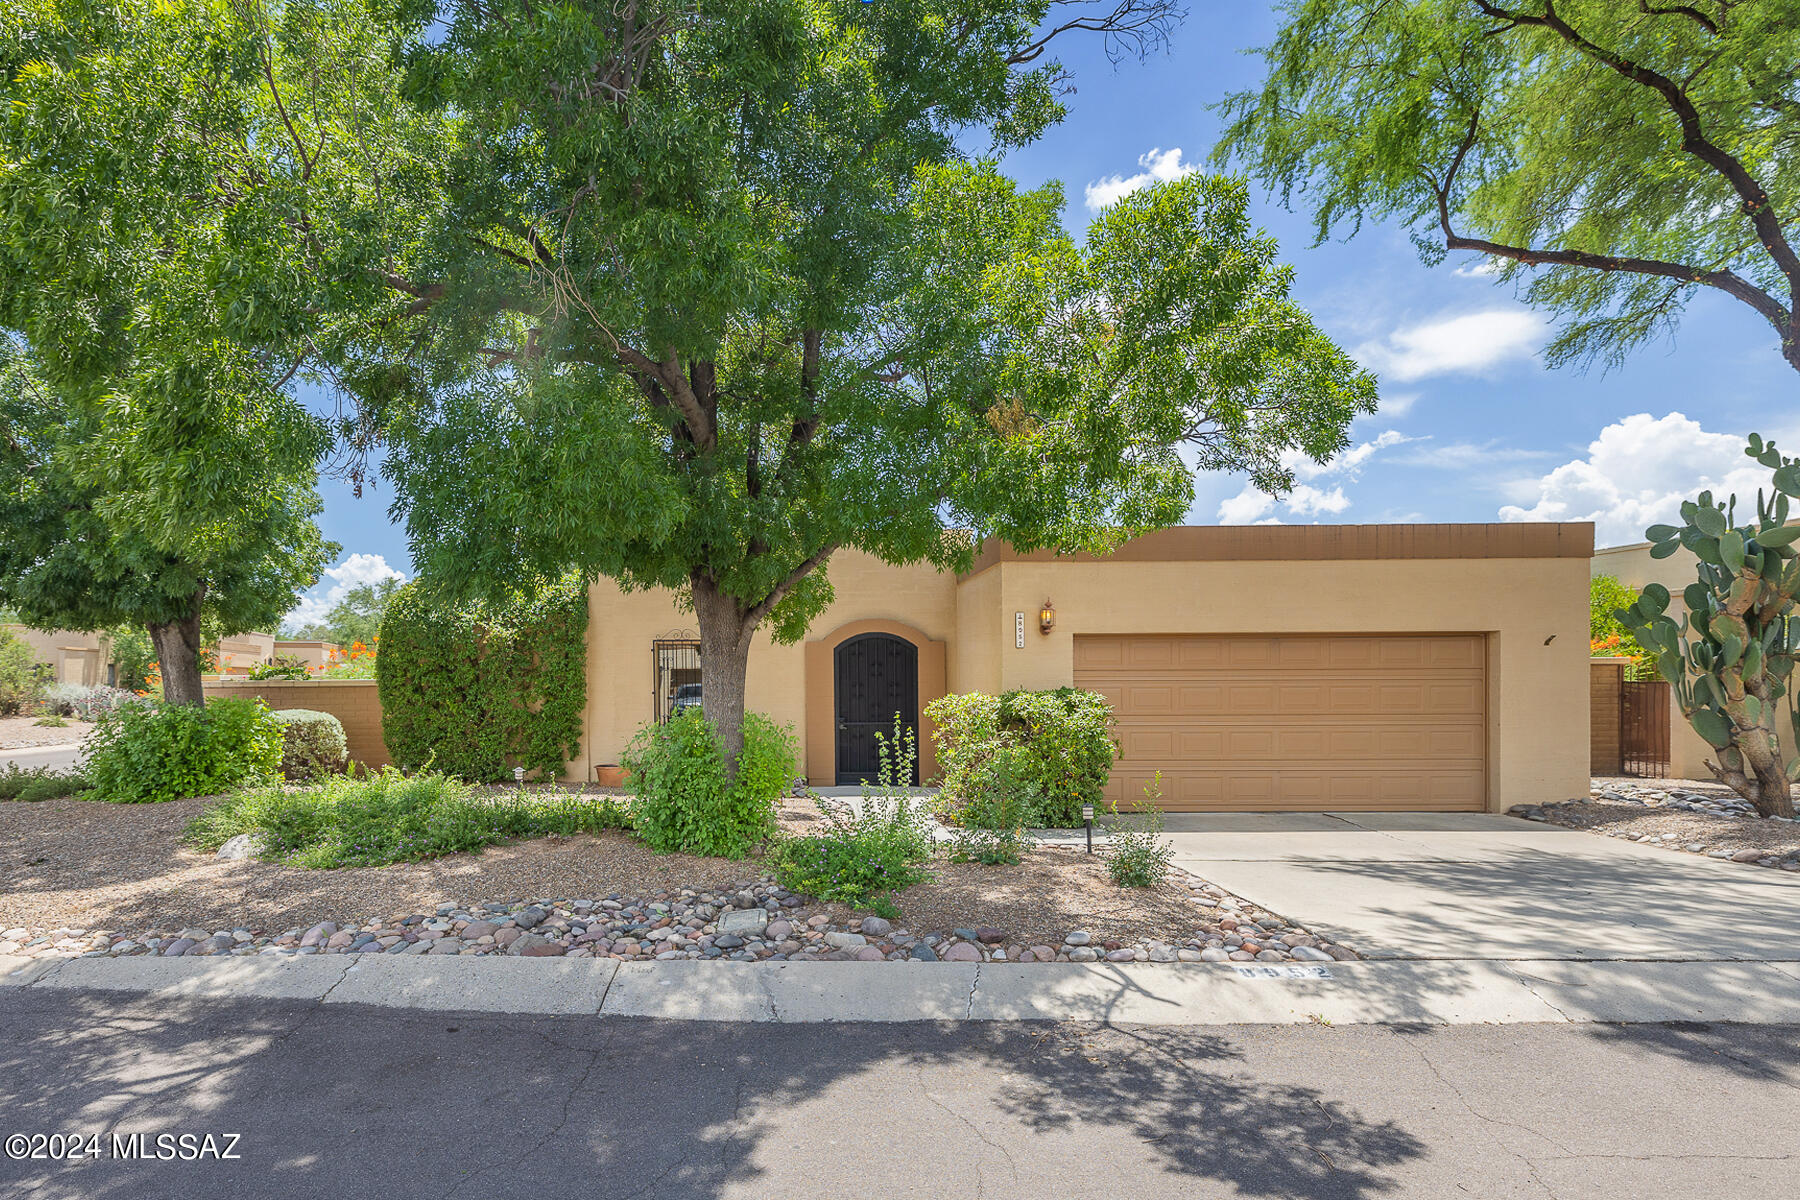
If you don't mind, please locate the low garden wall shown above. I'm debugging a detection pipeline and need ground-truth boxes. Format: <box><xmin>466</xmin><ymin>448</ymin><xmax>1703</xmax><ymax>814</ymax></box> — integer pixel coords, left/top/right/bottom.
<box><xmin>201</xmin><ymin>678</ymin><xmax>389</xmax><ymax>768</ymax></box>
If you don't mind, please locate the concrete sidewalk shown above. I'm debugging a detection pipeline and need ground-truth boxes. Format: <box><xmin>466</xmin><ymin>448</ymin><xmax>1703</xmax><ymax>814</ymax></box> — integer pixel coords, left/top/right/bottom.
<box><xmin>8</xmin><ymin>952</ymin><xmax>1799</xmax><ymax>1025</ymax></box>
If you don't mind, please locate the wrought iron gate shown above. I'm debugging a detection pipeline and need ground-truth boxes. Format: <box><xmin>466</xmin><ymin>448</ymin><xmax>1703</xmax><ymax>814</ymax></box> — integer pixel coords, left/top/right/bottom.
<box><xmin>652</xmin><ymin>637</ymin><xmax>701</xmax><ymax>724</ymax></box>
<box><xmin>1620</xmin><ymin>679</ymin><xmax>1670</xmax><ymax>778</ymax></box>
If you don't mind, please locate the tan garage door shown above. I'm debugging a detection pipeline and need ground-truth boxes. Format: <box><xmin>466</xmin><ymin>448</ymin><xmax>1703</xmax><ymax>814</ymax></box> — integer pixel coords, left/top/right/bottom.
<box><xmin>1075</xmin><ymin>634</ymin><xmax>1486</xmax><ymax>812</ymax></box>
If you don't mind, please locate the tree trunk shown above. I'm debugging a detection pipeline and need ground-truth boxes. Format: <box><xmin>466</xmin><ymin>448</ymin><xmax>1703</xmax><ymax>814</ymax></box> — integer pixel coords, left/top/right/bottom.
<box><xmin>690</xmin><ymin>572</ymin><xmax>754</xmax><ymax>769</ymax></box>
<box><xmin>146</xmin><ymin>597</ymin><xmax>206</xmax><ymax>708</ymax></box>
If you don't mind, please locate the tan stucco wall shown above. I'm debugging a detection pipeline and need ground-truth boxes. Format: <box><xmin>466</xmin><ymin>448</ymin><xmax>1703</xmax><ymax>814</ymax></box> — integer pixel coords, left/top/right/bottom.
<box><xmin>273</xmin><ymin>640</ymin><xmax>339</xmax><ymax>669</ymax></box>
<box><xmin>578</xmin><ymin>550</ymin><xmax>960</xmax><ymax>783</ymax></box>
<box><xmin>578</xmin><ymin>527</ymin><xmax>1593</xmax><ymax>810</ymax></box>
<box><xmin>962</xmin><ymin>556</ymin><xmax>1591</xmax><ymax>810</ymax></box>
<box><xmin>1</xmin><ymin>624</ymin><xmax>109</xmax><ymax>686</ymax></box>
<box><xmin>202</xmin><ymin>678</ymin><xmax>389</xmax><ymax>767</ymax></box>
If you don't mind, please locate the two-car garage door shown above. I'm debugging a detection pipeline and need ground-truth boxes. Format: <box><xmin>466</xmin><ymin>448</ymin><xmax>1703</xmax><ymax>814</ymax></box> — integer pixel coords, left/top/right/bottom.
<box><xmin>1075</xmin><ymin>634</ymin><xmax>1486</xmax><ymax>812</ymax></box>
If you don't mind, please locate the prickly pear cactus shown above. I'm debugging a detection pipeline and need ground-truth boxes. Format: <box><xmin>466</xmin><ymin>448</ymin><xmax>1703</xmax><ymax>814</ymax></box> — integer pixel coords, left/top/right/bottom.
<box><xmin>1616</xmin><ymin>434</ymin><xmax>1800</xmax><ymax>818</ymax></box>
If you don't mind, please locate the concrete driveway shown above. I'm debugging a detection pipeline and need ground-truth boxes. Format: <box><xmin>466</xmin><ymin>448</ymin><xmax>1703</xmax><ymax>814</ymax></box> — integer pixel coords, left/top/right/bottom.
<box><xmin>0</xmin><ymin>742</ymin><xmax>83</xmax><ymax>772</ymax></box>
<box><xmin>1154</xmin><ymin>811</ymin><xmax>1800</xmax><ymax>962</ymax></box>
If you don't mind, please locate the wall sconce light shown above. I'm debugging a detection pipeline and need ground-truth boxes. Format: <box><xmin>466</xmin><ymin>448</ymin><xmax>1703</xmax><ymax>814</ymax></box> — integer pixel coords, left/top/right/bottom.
<box><xmin>1039</xmin><ymin>599</ymin><xmax>1056</xmax><ymax>634</ymax></box>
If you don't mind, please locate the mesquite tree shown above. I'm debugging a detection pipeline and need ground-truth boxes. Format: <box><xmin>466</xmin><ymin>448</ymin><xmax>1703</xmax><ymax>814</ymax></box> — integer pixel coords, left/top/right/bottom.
<box><xmin>1216</xmin><ymin>0</ymin><xmax>1800</xmax><ymax>376</ymax></box>
<box><xmin>0</xmin><ymin>0</ymin><xmax>434</xmax><ymax>701</ymax></box>
<box><xmin>1618</xmin><ymin>435</ymin><xmax>1800</xmax><ymax>818</ymax></box>
<box><xmin>357</xmin><ymin>1</ymin><xmax>1376</xmax><ymax>763</ymax></box>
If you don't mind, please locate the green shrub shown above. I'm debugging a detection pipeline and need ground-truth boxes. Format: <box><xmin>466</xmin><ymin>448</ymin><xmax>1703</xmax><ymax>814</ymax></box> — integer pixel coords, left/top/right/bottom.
<box><xmin>84</xmin><ymin>697</ymin><xmax>283</xmax><ymax>803</ymax></box>
<box><xmin>0</xmin><ymin>763</ymin><xmax>88</xmax><ymax>802</ymax></box>
<box><xmin>770</xmin><ymin>720</ymin><xmax>935</xmax><ymax>915</ymax></box>
<box><xmin>377</xmin><ymin>577</ymin><xmax>586</xmax><ymax>782</ymax></box>
<box><xmin>187</xmin><ymin>768</ymin><xmax>630</xmax><ymax>868</ymax></box>
<box><xmin>270</xmin><ymin>709</ymin><xmax>349</xmax><ymax>780</ymax></box>
<box><xmin>1105</xmin><ymin>774</ymin><xmax>1175</xmax><ymax>888</ymax></box>
<box><xmin>621</xmin><ymin>710</ymin><xmax>795</xmax><ymax>858</ymax></box>
<box><xmin>928</xmin><ymin>688</ymin><xmax>1117</xmax><ymax>828</ymax></box>
<box><xmin>249</xmin><ymin>654</ymin><xmax>312</xmax><ymax>681</ymax></box>
<box><xmin>944</xmin><ymin>745</ymin><xmax>1042</xmax><ymax>866</ymax></box>
<box><xmin>44</xmin><ymin>682</ymin><xmax>136</xmax><ymax>721</ymax></box>
<box><xmin>34</xmin><ymin>713</ymin><xmax>70</xmax><ymax>727</ymax></box>
<box><xmin>0</xmin><ymin>629</ymin><xmax>48</xmax><ymax>716</ymax></box>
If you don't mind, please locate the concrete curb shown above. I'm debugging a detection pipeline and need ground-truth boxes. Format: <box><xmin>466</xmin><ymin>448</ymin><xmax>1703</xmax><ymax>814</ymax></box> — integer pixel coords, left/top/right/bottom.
<box><xmin>8</xmin><ymin>953</ymin><xmax>1799</xmax><ymax>1025</ymax></box>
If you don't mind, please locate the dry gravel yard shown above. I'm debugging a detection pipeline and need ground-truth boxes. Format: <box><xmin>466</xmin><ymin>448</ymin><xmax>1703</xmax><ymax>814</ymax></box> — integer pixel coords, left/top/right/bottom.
<box><xmin>0</xmin><ymin>716</ymin><xmax>91</xmax><ymax>750</ymax></box>
<box><xmin>1511</xmin><ymin>777</ymin><xmax>1800</xmax><ymax>870</ymax></box>
<box><xmin>0</xmin><ymin>793</ymin><xmax>1356</xmax><ymax>965</ymax></box>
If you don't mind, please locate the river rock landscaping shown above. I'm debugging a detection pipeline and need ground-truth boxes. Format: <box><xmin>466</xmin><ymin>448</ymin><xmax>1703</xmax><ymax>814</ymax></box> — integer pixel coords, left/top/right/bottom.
<box><xmin>1509</xmin><ymin>776</ymin><xmax>1800</xmax><ymax>871</ymax></box>
<box><xmin>0</xmin><ymin>793</ymin><xmax>1359</xmax><ymax>966</ymax></box>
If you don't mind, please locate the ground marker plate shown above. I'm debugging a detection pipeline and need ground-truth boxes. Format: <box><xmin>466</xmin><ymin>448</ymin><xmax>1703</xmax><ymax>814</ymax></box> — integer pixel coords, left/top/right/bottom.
<box><xmin>1232</xmin><ymin>965</ymin><xmax>1332</xmax><ymax>979</ymax></box>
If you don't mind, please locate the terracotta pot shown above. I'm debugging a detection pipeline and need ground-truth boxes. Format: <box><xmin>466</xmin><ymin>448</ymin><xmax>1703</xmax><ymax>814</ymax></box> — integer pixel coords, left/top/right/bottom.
<box><xmin>593</xmin><ymin>764</ymin><xmax>629</xmax><ymax>788</ymax></box>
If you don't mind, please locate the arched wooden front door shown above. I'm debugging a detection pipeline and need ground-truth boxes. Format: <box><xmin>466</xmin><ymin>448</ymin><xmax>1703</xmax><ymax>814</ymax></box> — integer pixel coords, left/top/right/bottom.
<box><xmin>833</xmin><ymin>633</ymin><xmax>919</xmax><ymax>785</ymax></box>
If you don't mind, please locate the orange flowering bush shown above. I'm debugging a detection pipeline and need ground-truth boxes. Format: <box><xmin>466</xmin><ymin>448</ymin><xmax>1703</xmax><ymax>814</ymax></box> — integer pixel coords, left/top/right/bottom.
<box><xmin>317</xmin><ymin>638</ymin><xmax>378</xmax><ymax>679</ymax></box>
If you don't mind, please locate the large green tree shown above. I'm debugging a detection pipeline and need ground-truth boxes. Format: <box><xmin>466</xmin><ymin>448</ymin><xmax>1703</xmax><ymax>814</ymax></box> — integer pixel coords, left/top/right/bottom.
<box><xmin>0</xmin><ymin>0</ymin><xmax>436</xmax><ymax>701</ymax></box>
<box><xmin>359</xmin><ymin>0</ymin><xmax>1376</xmax><ymax>761</ymax></box>
<box><xmin>1215</xmin><ymin>0</ymin><xmax>1800</xmax><ymax>375</ymax></box>
<box><xmin>284</xmin><ymin>576</ymin><xmax>402</xmax><ymax>645</ymax></box>
<box><xmin>0</xmin><ymin>340</ymin><xmax>335</xmax><ymax>704</ymax></box>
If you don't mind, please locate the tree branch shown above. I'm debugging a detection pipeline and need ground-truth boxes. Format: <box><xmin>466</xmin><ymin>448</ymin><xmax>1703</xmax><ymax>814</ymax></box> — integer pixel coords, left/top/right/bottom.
<box><xmin>742</xmin><ymin>542</ymin><xmax>839</xmax><ymax>630</ymax></box>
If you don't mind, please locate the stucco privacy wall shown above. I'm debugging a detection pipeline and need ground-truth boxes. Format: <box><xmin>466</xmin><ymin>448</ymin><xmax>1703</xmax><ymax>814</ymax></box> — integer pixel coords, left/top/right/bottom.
<box><xmin>202</xmin><ymin>679</ymin><xmax>390</xmax><ymax>768</ymax></box>
<box><xmin>580</xmin><ymin>524</ymin><xmax>1593</xmax><ymax>811</ymax></box>
<box><xmin>1592</xmin><ymin>540</ymin><xmax>1797</xmax><ymax>780</ymax></box>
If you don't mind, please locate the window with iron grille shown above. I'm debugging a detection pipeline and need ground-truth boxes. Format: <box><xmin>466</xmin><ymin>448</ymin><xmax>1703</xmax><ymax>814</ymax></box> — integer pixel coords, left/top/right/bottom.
<box><xmin>652</xmin><ymin>637</ymin><xmax>702</xmax><ymax>724</ymax></box>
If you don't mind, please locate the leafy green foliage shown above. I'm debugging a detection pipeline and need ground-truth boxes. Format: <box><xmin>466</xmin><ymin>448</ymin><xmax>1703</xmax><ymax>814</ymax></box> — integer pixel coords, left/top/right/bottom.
<box><xmin>283</xmin><ymin>578</ymin><xmax>402</xmax><ymax>645</ymax></box>
<box><xmin>187</xmin><ymin>769</ymin><xmax>630</xmax><ymax>869</ymax></box>
<box><xmin>1590</xmin><ymin>574</ymin><xmax>1657</xmax><ymax>679</ymax></box>
<box><xmin>770</xmin><ymin>730</ymin><xmax>935</xmax><ymax>916</ymax></box>
<box><xmin>269</xmin><ymin>709</ymin><xmax>348</xmax><ymax>781</ymax></box>
<box><xmin>376</xmin><ymin>578</ymin><xmax>586</xmax><ymax>782</ymax></box>
<box><xmin>621</xmin><ymin>710</ymin><xmax>795</xmax><ymax>858</ymax></box>
<box><xmin>250</xmin><ymin>655</ymin><xmax>313</xmax><ymax>681</ymax></box>
<box><xmin>106</xmin><ymin>626</ymin><xmax>156</xmax><ymax>693</ymax></box>
<box><xmin>1616</xmin><ymin>434</ymin><xmax>1800</xmax><ymax>816</ymax></box>
<box><xmin>1217</xmin><ymin>0</ymin><xmax>1800</xmax><ymax>374</ymax></box>
<box><xmin>84</xmin><ymin>697</ymin><xmax>283</xmax><ymax>804</ymax></box>
<box><xmin>0</xmin><ymin>763</ymin><xmax>88</xmax><ymax>802</ymax></box>
<box><xmin>1104</xmin><ymin>774</ymin><xmax>1175</xmax><ymax>888</ymax></box>
<box><xmin>928</xmin><ymin>688</ymin><xmax>1118</xmax><ymax>827</ymax></box>
<box><xmin>369</xmin><ymin>3</ymin><xmax>1373</xmax><ymax>760</ymax></box>
<box><xmin>944</xmin><ymin>747</ymin><xmax>1042</xmax><ymax>867</ymax></box>
<box><xmin>0</xmin><ymin>627</ymin><xmax>46</xmax><ymax>715</ymax></box>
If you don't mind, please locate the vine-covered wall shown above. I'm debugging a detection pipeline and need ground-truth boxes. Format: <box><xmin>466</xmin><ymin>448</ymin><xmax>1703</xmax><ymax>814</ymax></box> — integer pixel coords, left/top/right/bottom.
<box><xmin>377</xmin><ymin>577</ymin><xmax>587</xmax><ymax>781</ymax></box>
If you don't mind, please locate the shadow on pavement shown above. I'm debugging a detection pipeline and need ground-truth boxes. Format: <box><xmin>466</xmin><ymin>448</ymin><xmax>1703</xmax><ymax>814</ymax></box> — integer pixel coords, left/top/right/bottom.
<box><xmin>0</xmin><ymin>987</ymin><xmax>1425</xmax><ymax>1200</ymax></box>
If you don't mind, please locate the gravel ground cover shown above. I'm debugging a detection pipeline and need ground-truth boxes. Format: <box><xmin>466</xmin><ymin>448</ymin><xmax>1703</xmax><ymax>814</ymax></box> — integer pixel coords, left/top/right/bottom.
<box><xmin>0</xmin><ymin>792</ymin><xmax>1358</xmax><ymax>965</ymax></box>
<box><xmin>1510</xmin><ymin>776</ymin><xmax>1800</xmax><ymax>871</ymax></box>
<box><xmin>0</xmin><ymin>716</ymin><xmax>91</xmax><ymax>751</ymax></box>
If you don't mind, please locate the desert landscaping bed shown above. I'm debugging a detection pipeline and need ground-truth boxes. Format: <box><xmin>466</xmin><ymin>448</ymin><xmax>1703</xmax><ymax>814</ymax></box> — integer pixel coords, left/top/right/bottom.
<box><xmin>1510</xmin><ymin>777</ymin><xmax>1800</xmax><ymax>871</ymax></box>
<box><xmin>0</xmin><ymin>715</ymin><xmax>92</xmax><ymax>750</ymax></box>
<box><xmin>0</xmin><ymin>793</ymin><xmax>1357</xmax><ymax>966</ymax></box>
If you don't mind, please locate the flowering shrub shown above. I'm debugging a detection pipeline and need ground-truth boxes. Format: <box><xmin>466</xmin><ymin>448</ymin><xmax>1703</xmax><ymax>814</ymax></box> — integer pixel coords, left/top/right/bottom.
<box><xmin>317</xmin><ymin>640</ymin><xmax>377</xmax><ymax>679</ymax></box>
<box><xmin>187</xmin><ymin>768</ymin><xmax>630</xmax><ymax>868</ymax></box>
<box><xmin>43</xmin><ymin>682</ymin><xmax>137</xmax><ymax>722</ymax></box>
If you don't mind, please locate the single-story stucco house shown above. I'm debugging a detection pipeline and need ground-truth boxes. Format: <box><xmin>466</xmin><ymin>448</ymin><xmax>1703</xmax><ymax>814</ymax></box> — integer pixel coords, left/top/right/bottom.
<box><xmin>573</xmin><ymin>523</ymin><xmax>1595</xmax><ymax>814</ymax></box>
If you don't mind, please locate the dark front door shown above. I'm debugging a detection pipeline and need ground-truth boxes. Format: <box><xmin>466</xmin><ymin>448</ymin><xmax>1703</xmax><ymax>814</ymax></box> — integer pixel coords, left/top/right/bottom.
<box><xmin>834</xmin><ymin>634</ymin><xmax>919</xmax><ymax>785</ymax></box>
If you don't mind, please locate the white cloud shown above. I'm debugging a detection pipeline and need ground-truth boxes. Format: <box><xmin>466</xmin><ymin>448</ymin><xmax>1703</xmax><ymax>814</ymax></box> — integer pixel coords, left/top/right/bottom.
<box><xmin>1217</xmin><ymin>485</ymin><xmax>1277</xmax><ymax>524</ymax></box>
<box><xmin>1218</xmin><ymin>431</ymin><xmax>1412</xmax><ymax>523</ymax></box>
<box><xmin>1288</xmin><ymin>485</ymin><xmax>1351</xmax><ymax>516</ymax></box>
<box><xmin>285</xmin><ymin>553</ymin><xmax>407</xmax><ymax>629</ymax></box>
<box><xmin>1453</xmin><ymin>258</ymin><xmax>1503</xmax><ymax>278</ymax></box>
<box><xmin>1499</xmin><ymin>412</ymin><xmax>1775</xmax><ymax>547</ymax></box>
<box><xmin>1083</xmin><ymin>147</ymin><xmax>1196</xmax><ymax>212</ymax></box>
<box><xmin>1378</xmin><ymin>391</ymin><xmax>1421</xmax><ymax>417</ymax></box>
<box><xmin>1356</xmin><ymin>309</ymin><xmax>1549</xmax><ymax>382</ymax></box>
<box><xmin>1394</xmin><ymin>441</ymin><xmax>1550</xmax><ymax>471</ymax></box>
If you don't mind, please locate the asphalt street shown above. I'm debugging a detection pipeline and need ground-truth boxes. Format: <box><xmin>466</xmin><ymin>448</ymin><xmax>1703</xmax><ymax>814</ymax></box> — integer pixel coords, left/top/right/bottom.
<box><xmin>1</xmin><ymin>744</ymin><xmax>83</xmax><ymax>772</ymax></box>
<box><xmin>2</xmin><ymin>987</ymin><xmax>1794</xmax><ymax>1199</ymax></box>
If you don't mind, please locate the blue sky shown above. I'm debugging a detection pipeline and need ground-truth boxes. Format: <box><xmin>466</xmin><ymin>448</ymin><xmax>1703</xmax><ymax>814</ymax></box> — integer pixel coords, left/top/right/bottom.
<box><xmin>286</xmin><ymin>4</ymin><xmax>1796</xmax><ymax>624</ymax></box>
